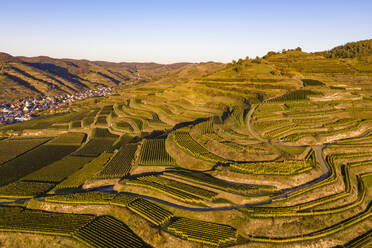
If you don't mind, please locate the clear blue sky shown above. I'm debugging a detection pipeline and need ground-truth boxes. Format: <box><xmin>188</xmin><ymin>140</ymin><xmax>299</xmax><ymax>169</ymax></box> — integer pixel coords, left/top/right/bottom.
<box><xmin>1</xmin><ymin>0</ymin><xmax>371</xmax><ymax>63</ymax></box>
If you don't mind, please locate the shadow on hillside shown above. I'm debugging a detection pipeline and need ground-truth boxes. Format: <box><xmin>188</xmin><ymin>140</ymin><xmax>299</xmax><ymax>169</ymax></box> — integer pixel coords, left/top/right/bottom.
<box><xmin>11</xmin><ymin>66</ymin><xmax>58</xmax><ymax>90</ymax></box>
<box><xmin>172</xmin><ymin>117</ymin><xmax>209</xmax><ymax>130</ymax></box>
<box><xmin>97</xmin><ymin>71</ymin><xmax>120</xmax><ymax>85</ymax></box>
<box><xmin>4</xmin><ymin>72</ymin><xmax>43</xmax><ymax>94</ymax></box>
<box><xmin>23</xmin><ymin>62</ymin><xmax>89</xmax><ymax>89</ymax></box>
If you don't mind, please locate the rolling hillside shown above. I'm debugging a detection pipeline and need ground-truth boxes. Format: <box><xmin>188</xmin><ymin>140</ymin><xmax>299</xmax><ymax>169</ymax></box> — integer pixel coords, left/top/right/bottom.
<box><xmin>0</xmin><ymin>39</ymin><xmax>372</xmax><ymax>248</ymax></box>
<box><xmin>0</xmin><ymin>52</ymin><xmax>223</xmax><ymax>103</ymax></box>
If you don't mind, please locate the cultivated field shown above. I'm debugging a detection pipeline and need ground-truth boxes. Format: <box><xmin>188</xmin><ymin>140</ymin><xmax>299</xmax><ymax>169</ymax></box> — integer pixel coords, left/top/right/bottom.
<box><xmin>0</xmin><ymin>45</ymin><xmax>371</xmax><ymax>247</ymax></box>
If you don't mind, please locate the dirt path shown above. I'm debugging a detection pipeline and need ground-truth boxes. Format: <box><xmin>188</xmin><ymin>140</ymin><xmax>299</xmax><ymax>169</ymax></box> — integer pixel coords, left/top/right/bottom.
<box><xmin>246</xmin><ymin>104</ymin><xmax>266</xmax><ymax>142</ymax></box>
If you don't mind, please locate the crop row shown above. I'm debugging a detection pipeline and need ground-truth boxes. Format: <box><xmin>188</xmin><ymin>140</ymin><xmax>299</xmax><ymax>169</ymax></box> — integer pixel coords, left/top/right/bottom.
<box><xmin>73</xmin><ymin>215</ymin><xmax>149</xmax><ymax>248</ymax></box>
<box><xmin>137</xmin><ymin>175</ymin><xmax>218</xmax><ymax>200</ymax></box>
<box><xmin>230</xmin><ymin>105</ymin><xmax>249</xmax><ymax>127</ymax></box>
<box><xmin>167</xmin><ymin>217</ymin><xmax>238</xmax><ymax>246</ymax></box>
<box><xmin>91</xmin><ymin>128</ymin><xmax>118</xmax><ymax>139</ymax></box>
<box><xmin>47</xmin><ymin>132</ymin><xmax>86</xmax><ymax>146</ymax></box>
<box><xmin>46</xmin><ymin>192</ymin><xmax>116</xmax><ymax>205</ymax></box>
<box><xmin>218</xmin><ymin>140</ymin><xmax>269</xmax><ymax>154</ymax></box>
<box><xmin>230</xmin><ymin>150</ymin><xmax>316</xmax><ymax>175</ymax></box>
<box><xmin>127</xmin><ymin>198</ymin><xmax>174</xmax><ymax>226</ymax></box>
<box><xmin>0</xmin><ymin>206</ymin><xmax>95</xmax><ymax>236</ymax></box>
<box><xmin>73</xmin><ymin>216</ymin><xmax>146</xmax><ymax>248</ymax></box>
<box><xmin>247</xmin><ymin>165</ymin><xmax>370</xmax><ymax>217</ymax></box>
<box><xmin>196</xmin><ymin>118</ymin><xmax>214</xmax><ymax>136</ymax></box>
<box><xmin>46</xmin><ymin>192</ymin><xmax>173</xmax><ymax>227</ymax></box>
<box><xmin>248</xmin><ymin>202</ymin><xmax>372</xmax><ymax>243</ymax></box>
<box><xmin>275</xmin><ymin>153</ymin><xmax>338</xmax><ymax>200</ymax></box>
<box><xmin>123</xmin><ymin>179</ymin><xmax>204</xmax><ymax>203</ymax></box>
<box><xmin>337</xmin><ymin>133</ymin><xmax>372</xmax><ymax>144</ymax></box>
<box><xmin>0</xmin><ymin>137</ymin><xmax>50</xmax><ymax>165</ymax></box>
<box><xmin>53</xmin><ymin>152</ymin><xmax>113</xmax><ymax>191</ymax></box>
<box><xmin>322</xmin><ymin>118</ymin><xmax>356</xmax><ymax>128</ymax></box>
<box><xmin>23</xmin><ymin>155</ymin><xmax>93</xmax><ymax>183</ymax></box>
<box><xmin>263</xmin><ymin>124</ymin><xmax>315</xmax><ymax>139</ymax></box>
<box><xmin>256</xmin><ymin>103</ymin><xmax>284</xmax><ymax>113</ymax></box>
<box><xmin>343</xmin><ymin>230</ymin><xmax>372</xmax><ymax>248</ymax></box>
<box><xmin>112</xmin><ymin>121</ymin><xmax>134</xmax><ymax>132</ymax></box>
<box><xmin>0</xmin><ymin>144</ymin><xmax>79</xmax><ymax>187</ymax></box>
<box><xmin>74</xmin><ymin>139</ymin><xmax>116</xmax><ymax>157</ymax></box>
<box><xmin>172</xmin><ymin>131</ymin><xmax>225</xmax><ymax>163</ymax></box>
<box><xmin>252</xmin><ymin>120</ymin><xmax>291</xmax><ymax>132</ymax></box>
<box><xmin>0</xmin><ymin>181</ymin><xmax>55</xmax><ymax>198</ymax></box>
<box><xmin>230</xmin><ymin>160</ymin><xmax>312</xmax><ymax>175</ymax></box>
<box><xmin>139</xmin><ymin>139</ymin><xmax>177</xmax><ymax>166</ymax></box>
<box><xmin>282</xmin><ymin>108</ymin><xmax>343</xmax><ymax>118</ymax></box>
<box><xmin>268</xmin><ymin>89</ymin><xmax>322</xmax><ymax>102</ymax></box>
<box><xmin>291</xmin><ymin>117</ymin><xmax>331</xmax><ymax>124</ymax></box>
<box><xmin>282</xmin><ymin>120</ymin><xmax>372</xmax><ymax>142</ymax></box>
<box><xmin>96</xmin><ymin>144</ymin><xmax>138</xmax><ymax>179</ymax></box>
<box><xmin>163</xmin><ymin>170</ymin><xmax>277</xmax><ymax>194</ymax></box>
<box><xmin>44</xmin><ymin>189</ymin><xmax>240</xmax><ymax>247</ymax></box>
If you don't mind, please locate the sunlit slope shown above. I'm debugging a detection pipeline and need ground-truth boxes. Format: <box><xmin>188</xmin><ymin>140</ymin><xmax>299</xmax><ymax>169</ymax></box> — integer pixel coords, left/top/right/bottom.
<box><xmin>0</xmin><ymin>40</ymin><xmax>372</xmax><ymax>248</ymax></box>
<box><xmin>0</xmin><ymin>53</ymin><xmax>223</xmax><ymax>103</ymax></box>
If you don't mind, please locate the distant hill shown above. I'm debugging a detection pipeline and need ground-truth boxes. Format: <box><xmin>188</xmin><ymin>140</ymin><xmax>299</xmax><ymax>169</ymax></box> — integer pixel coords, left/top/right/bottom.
<box><xmin>322</xmin><ymin>39</ymin><xmax>372</xmax><ymax>58</ymax></box>
<box><xmin>0</xmin><ymin>53</ymin><xmax>222</xmax><ymax>103</ymax></box>
<box><xmin>1</xmin><ymin>38</ymin><xmax>371</xmax><ymax>103</ymax></box>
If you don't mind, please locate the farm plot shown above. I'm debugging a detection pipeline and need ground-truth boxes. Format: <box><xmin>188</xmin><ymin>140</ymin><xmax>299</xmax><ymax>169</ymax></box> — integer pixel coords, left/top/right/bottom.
<box><xmin>74</xmin><ymin>139</ymin><xmax>116</xmax><ymax>157</ymax></box>
<box><xmin>73</xmin><ymin>215</ymin><xmax>149</xmax><ymax>248</ymax></box>
<box><xmin>268</xmin><ymin>89</ymin><xmax>322</xmax><ymax>102</ymax></box>
<box><xmin>110</xmin><ymin>194</ymin><xmax>138</xmax><ymax>207</ymax></box>
<box><xmin>0</xmin><ymin>206</ymin><xmax>95</xmax><ymax>236</ymax></box>
<box><xmin>0</xmin><ymin>144</ymin><xmax>79</xmax><ymax>187</ymax></box>
<box><xmin>0</xmin><ymin>181</ymin><xmax>55</xmax><ymax>198</ymax></box>
<box><xmin>22</xmin><ymin>156</ymin><xmax>93</xmax><ymax>183</ymax></box>
<box><xmin>164</xmin><ymin>170</ymin><xmax>277</xmax><ymax>194</ymax></box>
<box><xmin>0</xmin><ymin>137</ymin><xmax>50</xmax><ymax>164</ymax></box>
<box><xmin>172</xmin><ymin>130</ymin><xmax>225</xmax><ymax>163</ymax></box>
<box><xmin>69</xmin><ymin>121</ymin><xmax>82</xmax><ymax>129</ymax></box>
<box><xmin>96</xmin><ymin>144</ymin><xmax>138</xmax><ymax>179</ymax></box>
<box><xmin>123</xmin><ymin>179</ymin><xmax>204</xmax><ymax>204</ymax></box>
<box><xmin>45</xmin><ymin>192</ymin><xmax>115</xmax><ymax>205</ymax></box>
<box><xmin>127</xmin><ymin>198</ymin><xmax>174</xmax><ymax>226</ymax></box>
<box><xmin>137</xmin><ymin>175</ymin><xmax>218</xmax><ymax>201</ymax></box>
<box><xmin>113</xmin><ymin>121</ymin><xmax>134</xmax><ymax>132</ymax></box>
<box><xmin>53</xmin><ymin>152</ymin><xmax>113</xmax><ymax>191</ymax></box>
<box><xmin>229</xmin><ymin>149</ymin><xmax>316</xmax><ymax>175</ymax></box>
<box><xmin>49</xmin><ymin>123</ymin><xmax>69</xmax><ymax>130</ymax></box>
<box><xmin>46</xmin><ymin>132</ymin><xmax>86</xmax><ymax>146</ymax></box>
<box><xmin>167</xmin><ymin>217</ymin><xmax>238</xmax><ymax>246</ymax></box>
<box><xmin>139</xmin><ymin>139</ymin><xmax>177</xmax><ymax>166</ymax></box>
<box><xmin>91</xmin><ymin>128</ymin><xmax>118</xmax><ymax>139</ymax></box>
<box><xmin>282</xmin><ymin>120</ymin><xmax>372</xmax><ymax>142</ymax></box>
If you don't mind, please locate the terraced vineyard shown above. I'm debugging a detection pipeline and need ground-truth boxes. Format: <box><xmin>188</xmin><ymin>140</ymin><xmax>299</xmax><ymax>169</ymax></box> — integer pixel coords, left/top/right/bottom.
<box><xmin>0</xmin><ymin>41</ymin><xmax>372</xmax><ymax>248</ymax></box>
<box><xmin>73</xmin><ymin>216</ymin><xmax>149</xmax><ymax>248</ymax></box>
<box><xmin>167</xmin><ymin>217</ymin><xmax>238</xmax><ymax>246</ymax></box>
<box><xmin>138</xmin><ymin>138</ymin><xmax>176</xmax><ymax>166</ymax></box>
<box><xmin>96</xmin><ymin>144</ymin><xmax>138</xmax><ymax>179</ymax></box>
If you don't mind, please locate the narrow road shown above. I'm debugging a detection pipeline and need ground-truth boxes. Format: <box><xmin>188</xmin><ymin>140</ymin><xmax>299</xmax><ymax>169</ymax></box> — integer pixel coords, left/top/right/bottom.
<box><xmin>246</xmin><ymin>104</ymin><xmax>266</xmax><ymax>142</ymax></box>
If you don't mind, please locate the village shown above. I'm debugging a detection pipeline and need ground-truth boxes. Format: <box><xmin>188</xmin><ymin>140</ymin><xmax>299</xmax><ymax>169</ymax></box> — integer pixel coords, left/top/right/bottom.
<box><xmin>0</xmin><ymin>87</ymin><xmax>112</xmax><ymax>124</ymax></box>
